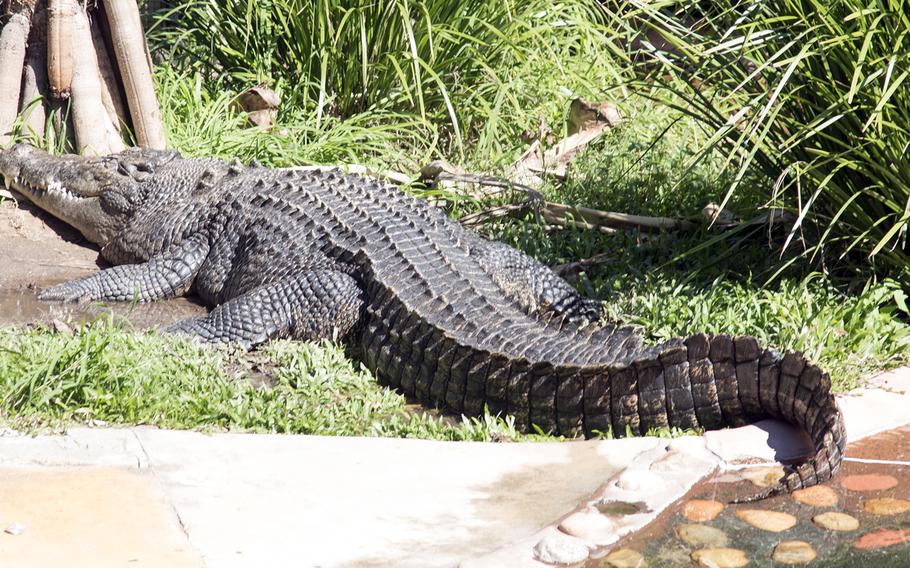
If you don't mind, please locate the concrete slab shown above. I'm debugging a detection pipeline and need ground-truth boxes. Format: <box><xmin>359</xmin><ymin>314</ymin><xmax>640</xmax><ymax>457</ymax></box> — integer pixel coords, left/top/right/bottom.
<box><xmin>133</xmin><ymin>429</ymin><xmax>658</xmax><ymax>568</ymax></box>
<box><xmin>0</xmin><ymin>428</ymin><xmax>147</xmax><ymax>469</ymax></box>
<box><xmin>0</xmin><ymin>467</ymin><xmax>202</xmax><ymax>568</ymax></box>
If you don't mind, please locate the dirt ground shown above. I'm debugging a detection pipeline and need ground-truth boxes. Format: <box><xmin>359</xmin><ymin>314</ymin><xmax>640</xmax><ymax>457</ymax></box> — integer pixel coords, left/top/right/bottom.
<box><xmin>0</xmin><ymin>194</ymin><xmax>206</xmax><ymax>329</ymax></box>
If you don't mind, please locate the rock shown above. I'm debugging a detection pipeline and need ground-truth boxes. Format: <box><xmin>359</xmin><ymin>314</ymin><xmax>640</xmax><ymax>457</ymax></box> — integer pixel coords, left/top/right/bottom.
<box><xmin>735</xmin><ymin>509</ymin><xmax>797</xmax><ymax>532</ymax></box>
<box><xmin>616</xmin><ymin>470</ymin><xmax>664</xmax><ymax>492</ymax></box>
<box><xmin>682</xmin><ymin>500</ymin><xmax>724</xmax><ymax>522</ymax></box>
<box><xmin>676</xmin><ymin>523</ymin><xmax>730</xmax><ymax>548</ymax></box>
<box><xmin>853</xmin><ymin>528</ymin><xmax>910</xmax><ymax>549</ymax></box>
<box><xmin>237</xmin><ymin>86</ymin><xmax>280</xmax><ymax>128</ymax></box>
<box><xmin>862</xmin><ymin>497</ymin><xmax>910</xmax><ymax>515</ymax></box>
<box><xmin>691</xmin><ymin>548</ymin><xmax>749</xmax><ymax>568</ymax></box>
<box><xmin>812</xmin><ymin>511</ymin><xmax>859</xmax><ymax>532</ymax></box>
<box><xmin>840</xmin><ymin>474</ymin><xmax>898</xmax><ymax>492</ymax></box>
<box><xmin>602</xmin><ymin>548</ymin><xmax>646</xmax><ymax>568</ymax></box>
<box><xmin>567</xmin><ymin>98</ymin><xmax>622</xmax><ymax>136</ymax></box>
<box><xmin>558</xmin><ymin>508</ymin><xmax>615</xmax><ymax>544</ymax></box>
<box><xmin>792</xmin><ymin>485</ymin><xmax>838</xmax><ymax>507</ymax></box>
<box><xmin>238</xmin><ymin>86</ymin><xmax>280</xmax><ymax>112</ymax></box>
<box><xmin>533</xmin><ymin>532</ymin><xmax>590</xmax><ymax>565</ymax></box>
<box><xmin>772</xmin><ymin>541</ymin><xmax>817</xmax><ymax>564</ymax></box>
<box><xmin>596</xmin><ymin>501</ymin><xmax>648</xmax><ymax>516</ymax></box>
<box><xmin>739</xmin><ymin>466</ymin><xmax>785</xmax><ymax>488</ymax></box>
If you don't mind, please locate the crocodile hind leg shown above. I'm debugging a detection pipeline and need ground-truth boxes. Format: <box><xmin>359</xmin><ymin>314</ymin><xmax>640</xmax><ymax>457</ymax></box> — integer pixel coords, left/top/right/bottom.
<box><xmin>168</xmin><ymin>270</ymin><xmax>365</xmax><ymax>349</ymax></box>
<box><xmin>39</xmin><ymin>234</ymin><xmax>211</xmax><ymax>303</ymax></box>
<box><xmin>467</xmin><ymin>235</ymin><xmax>602</xmax><ymax>323</ymax></box>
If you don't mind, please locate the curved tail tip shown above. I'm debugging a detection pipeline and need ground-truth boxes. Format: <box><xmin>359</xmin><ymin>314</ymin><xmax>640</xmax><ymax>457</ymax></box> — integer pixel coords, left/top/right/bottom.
<box><xmin>728</xmin><ymin>482</ymin><xmax>789</xmax><ymax>504</ymax></box>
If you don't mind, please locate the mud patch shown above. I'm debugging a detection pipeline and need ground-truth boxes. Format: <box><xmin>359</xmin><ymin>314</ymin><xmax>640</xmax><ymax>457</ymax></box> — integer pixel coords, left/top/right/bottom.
<box><xmin>0</xmin><ymin>198</ymin><xmax>207</xmax><ymax>329</ymax></box>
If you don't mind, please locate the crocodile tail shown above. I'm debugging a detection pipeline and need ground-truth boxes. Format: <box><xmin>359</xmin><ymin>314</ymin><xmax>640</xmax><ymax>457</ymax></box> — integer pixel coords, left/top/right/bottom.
<box><xmin>360</xmin><ymin>290</ymin><xmax>844</xmax><ymax>497</ymax></box>
<box><xmin>580</xmin><ymin>331</ymin><xmax>846</xmax><ymax>500</ymax></box>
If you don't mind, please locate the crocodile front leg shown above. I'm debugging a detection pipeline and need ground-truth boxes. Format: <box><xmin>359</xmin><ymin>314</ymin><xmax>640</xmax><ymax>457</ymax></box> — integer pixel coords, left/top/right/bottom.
<box><xmin>39</xmin><ymin>235</ymin><xmax>210</xmax><ymax>303</ymax></box>
<box><xmin>168</xmin><ymin>270</ymin><xmax>365</xmax><ymax>349</ymax></box>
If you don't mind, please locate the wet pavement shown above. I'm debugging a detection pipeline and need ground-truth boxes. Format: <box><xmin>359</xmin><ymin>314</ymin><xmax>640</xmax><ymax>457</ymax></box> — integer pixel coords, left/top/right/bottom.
<box><xmin>591</xmin><ymin>425</ymin><xmax>910</xmax><ymax>567</ymax></box>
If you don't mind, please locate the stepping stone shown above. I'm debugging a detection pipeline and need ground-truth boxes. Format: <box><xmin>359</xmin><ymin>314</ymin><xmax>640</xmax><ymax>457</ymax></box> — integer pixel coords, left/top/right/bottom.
<box><xmin>602</xmin><ymin>548</ymin><xmax>646</xmax><ymax>568</ymax></box>
<box><xmin>558</xmin><ymin>508</ymin><xmax>614</xmax><ymax>543</ymax></box>
<box><xmin>691</xmin><ymin>548</ymin><xmax>749</xmax><ymax>568</ymax></box>
<box><xmin>840</xmin><ymin>474</ymin><xmax>898</xmax><ymax>492</ymax></box>
<box><xmin>792</xmin><ymin>485</ymin><xmax>838</xmax><ymax>507</ymax></box>
<box><xmin>735</xmin><ymin>509</ymin><xmax>797</xmax><ymax>532</ymax></box>
<box><xmin>854</xmin><ymin>528</ymin><xmax>910</xmax><ymax>549</ymax></box>
<box><xmin>862</xmin><ymin>497</ymin><xmax>910</xmax><ymax>515</ymax></box>
<box><xmin>677</xmin><ymin>523</ymin><xmax>729</xmax><ymax>547</ymax></box>
<box><xmin>772</xmin><ymin>540</ymin><xmax>817</xmax><ymax>564</ymax></box>
<box><xmin>683</xmin><ymin>499</ymin><xmax>725</xmax><ymax>522</ymax></box>
<box><xmin>739</xmin><ymin>466</ymin><xmax>785</xmax><ymax>488</ymax></box>
<box><xmin>812</xmin><ymin>512</ymin><xmax>859</xmax><ymax>532</ymax></box>
<box><xmin>533</xmin><ymin>531</ymin><xmax>589</xmax><ymax>564</ymax></box>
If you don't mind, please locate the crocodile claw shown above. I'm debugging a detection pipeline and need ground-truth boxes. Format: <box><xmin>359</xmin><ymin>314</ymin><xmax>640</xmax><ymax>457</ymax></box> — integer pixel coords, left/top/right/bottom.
<box><xmin>38</xmin><ymin>282</ymin><xmax>92</xmax><ymax>303</ymax></box>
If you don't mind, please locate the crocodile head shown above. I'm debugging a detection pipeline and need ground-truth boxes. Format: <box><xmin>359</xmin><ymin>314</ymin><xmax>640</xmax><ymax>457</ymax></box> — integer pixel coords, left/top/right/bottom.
<box><xmin>0</xmin><ymin>144</ymin><xmax>178</xmax><ymax>245</ymax></box>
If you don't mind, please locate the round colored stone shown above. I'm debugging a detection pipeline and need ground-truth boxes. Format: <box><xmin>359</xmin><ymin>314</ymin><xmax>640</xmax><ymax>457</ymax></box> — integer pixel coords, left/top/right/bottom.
<box><xmin>772</xmin><ymin>541</ymin><xmax>817</xmax><ymax>564</ymax></box>
<box><xmin>683</xmin><ymin>500</ymin><xmax>725</xmax><ymax>522</ymax></box>
<box><xmin>792</xmin><ymin>485</ymin><xmax>838</xmax><ymax>507</ymax></box>
<box><xmin>863</xmin><ymin>497</ymin><xmax>910</xmax><ymax>515</ymax></box>
<box><xmin>676</xmin><ymin>524</ymin><xmax>730</xmax><ymax>548</ymax></box>
<box><xmin>812</xmin><ymin>512</ymin><xmax>859</xmax><ymax>532</ymax></box>
<box><xmin>602</xmin><ymin>548</ymin><xmax>647</xmax><ymax>568</ymax></box>
<box><xmin>840</xmin><ymin>474</ymin><xmax>898</xmax><ymax>492</ymax></box>
<box><xmin>735</xmin><ymin>509</ymin><xmax>797</xmax><ymax>532</ymax></box>
<box><xmin>854</xmin><ymin>528</ymin><xmax>910</xmax><ymax>549</ymax></box>
<box><xmin>691</xmin><ymin>548</ymin><xmax>749</xmax><ymax>568</ymax></box>
<box><xmin>597</xmin><ymin>501</ymin><xmax>646</xmax><ymax>516</ymax></box>
<box><xmin>740</xmin><ymin>466</ymin><xmax>785</xmax><ymax>488</ymax></box>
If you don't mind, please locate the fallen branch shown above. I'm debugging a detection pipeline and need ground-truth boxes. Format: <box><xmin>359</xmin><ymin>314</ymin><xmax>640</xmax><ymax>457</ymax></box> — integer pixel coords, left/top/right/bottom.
<box><xmin>552</xmin><ymin>253</ymin><xmax>614</xmax><ymax>280</ymax></box>
<box><xmin>542</xmin><ymin>202</ymin><xmax>700</xmax><ymax>232</ymax></box>
<box><xmin>459</xmin><ymin>202</ymin><xmax>531</xmax><ymax>228</ymax></box>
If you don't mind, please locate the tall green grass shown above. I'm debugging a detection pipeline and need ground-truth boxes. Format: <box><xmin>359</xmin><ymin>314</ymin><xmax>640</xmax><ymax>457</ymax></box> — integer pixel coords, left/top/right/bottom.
<box><xmin>150</xmin><ymin>0</ymin><xmax>627</xmax><ymax>163</ymax></box>
<box><xmin>625</xmin><ymin>0</ymin><xmax>910</xmax><ymax>282</ymax></box>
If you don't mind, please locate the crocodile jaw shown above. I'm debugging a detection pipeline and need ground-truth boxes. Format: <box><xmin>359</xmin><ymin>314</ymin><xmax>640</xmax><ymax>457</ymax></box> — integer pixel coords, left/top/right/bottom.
<box><xmin>0</xmin><ymin>145</ymin><xmax>119</xmax><ymax>245</ymax></box>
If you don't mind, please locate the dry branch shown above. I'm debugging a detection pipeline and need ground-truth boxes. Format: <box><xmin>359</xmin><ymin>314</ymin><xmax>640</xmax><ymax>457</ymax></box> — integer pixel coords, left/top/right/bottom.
<box><xmin>102</xmin><ymin>0</ymin><xmax>165</xmax><ymax>148</ymax></box>
<box><xmin>541</xmin><ymin>203</ymin><xmax>699</xmax><ymax>232</ymax></box>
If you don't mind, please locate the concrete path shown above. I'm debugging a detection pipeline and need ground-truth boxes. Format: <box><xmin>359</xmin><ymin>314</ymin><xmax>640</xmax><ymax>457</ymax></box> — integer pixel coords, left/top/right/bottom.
<box><xmin>1</xmin><ymin>368</ymin><xmax>909</xmax><ymax>567</ymax></box>
<box><xmin>0</xmin><ymin>428</ymin><xmax>657</xmax><ymax>567</ymax></box>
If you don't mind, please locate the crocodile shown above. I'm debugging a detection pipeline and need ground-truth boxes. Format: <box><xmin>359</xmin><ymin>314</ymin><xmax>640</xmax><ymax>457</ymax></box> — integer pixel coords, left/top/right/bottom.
<box><xmin>0</xmin><ymin>143</ymin><xmax>845</xmax><ymax>499</ymax></box>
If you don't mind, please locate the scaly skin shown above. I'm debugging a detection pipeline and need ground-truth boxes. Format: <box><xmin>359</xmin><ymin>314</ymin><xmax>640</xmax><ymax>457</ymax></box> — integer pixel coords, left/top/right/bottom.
<box><xmin>0</xmin><ymin>144</ymin><xmax>846</xmax><ymax>499</ymax></box>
